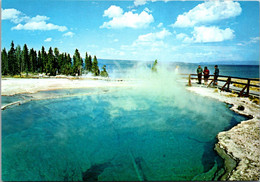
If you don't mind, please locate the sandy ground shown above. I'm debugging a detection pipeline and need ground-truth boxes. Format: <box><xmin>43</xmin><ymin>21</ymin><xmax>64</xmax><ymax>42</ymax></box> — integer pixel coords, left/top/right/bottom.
<box><xmin>1</xmin><ymin>78</ymin><xmax>131</xmax><ymax>96</ymax></box>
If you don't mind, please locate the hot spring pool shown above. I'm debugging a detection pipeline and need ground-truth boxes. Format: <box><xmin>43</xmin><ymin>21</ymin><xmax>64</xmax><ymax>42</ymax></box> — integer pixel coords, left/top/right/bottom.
<box><xmin>1</xmin><ymin>88</ymin><xmax>246</xmax><ymax>181</ymax></box>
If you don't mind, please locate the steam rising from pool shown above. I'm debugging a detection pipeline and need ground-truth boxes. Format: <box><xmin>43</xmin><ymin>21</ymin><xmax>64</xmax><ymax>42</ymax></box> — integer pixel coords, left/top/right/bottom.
<box><xmin>2</xmin><ymin>63</ymin><xmax>246</xmax><ymax>181</ymax></box>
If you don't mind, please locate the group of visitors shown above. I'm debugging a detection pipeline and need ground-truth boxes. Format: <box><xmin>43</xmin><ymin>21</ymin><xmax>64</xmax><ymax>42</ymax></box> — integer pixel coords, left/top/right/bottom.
<box><xmin>197</xmin><ymin>65</ymin><xmax>219</xmax><ymax>85</ymax></box>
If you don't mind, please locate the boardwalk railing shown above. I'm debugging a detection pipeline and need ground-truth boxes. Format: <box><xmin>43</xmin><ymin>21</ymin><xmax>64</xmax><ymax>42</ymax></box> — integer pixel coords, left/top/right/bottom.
<box><xmin>184</xmin><ymin>74</ymin><xmax>260</xmax><ymax>97</ymax></box>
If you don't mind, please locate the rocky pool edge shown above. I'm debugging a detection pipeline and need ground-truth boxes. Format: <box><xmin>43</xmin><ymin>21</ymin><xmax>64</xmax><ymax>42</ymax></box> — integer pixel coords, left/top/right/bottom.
<box><xmin>187</xmin><ymin>86</ymin><xmax>260</xmax><ymax>181</ymax></box>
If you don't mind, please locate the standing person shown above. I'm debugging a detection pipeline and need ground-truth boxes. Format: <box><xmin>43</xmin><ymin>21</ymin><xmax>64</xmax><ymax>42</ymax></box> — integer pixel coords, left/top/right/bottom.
<box><xmin>197</xmin><ymin>65</ymin><xmax>203</xmax><ymax>84</ymax></box>
<box><xmin>214</xmin><ymin>65</ymin><xmax>219</xmax><ymax>86</ymax></box>
<box><xmin>203</xmin><ymin>66</ymin><xmax>210</xmax><ymax>85</ymax></box>
<box><xmin>175</xmin><ymin>65</ymin><xmax>179</xmax><ymax>74</ymax></box>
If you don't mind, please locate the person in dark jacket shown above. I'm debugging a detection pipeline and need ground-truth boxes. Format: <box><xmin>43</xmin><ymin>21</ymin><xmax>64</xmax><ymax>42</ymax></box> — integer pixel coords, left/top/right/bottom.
<box><xmin>214</xmin><ymin>65</ymin><xmax>219</xmax><ymax>86</ymax></box>
<box><xmin>197</xmin><ymin>65</ymin><xmax>203</xmax><ymax>84</ymax></box>
<box><xmin>203</xmin><ymin>66</ymin><xmax>210</xmax><ymax>85</ymax></box>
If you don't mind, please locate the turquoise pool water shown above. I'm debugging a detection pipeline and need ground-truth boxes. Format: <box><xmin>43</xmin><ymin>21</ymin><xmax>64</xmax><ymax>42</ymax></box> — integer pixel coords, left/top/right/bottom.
<box><xmin>1</xmin><ymin>94</ymin><xmax>31</xmax><ymax>106</ymax></box>
<box><xmin>1</xmin><ymin>88</ymin><xmax>246</xmax><ymax>181</ymax></box>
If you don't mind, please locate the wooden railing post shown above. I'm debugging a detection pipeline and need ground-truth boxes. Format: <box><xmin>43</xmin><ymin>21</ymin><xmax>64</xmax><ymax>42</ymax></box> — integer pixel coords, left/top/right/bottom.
<box><xmin>221</xmin><ymin>77</ymin><xmax>231</xmax><ymax>91</ymax></box>
<box><xmin>246</xmin><ymin>79</ymin><xmax>250</xmax><ymax>96</ymax></box>
<box><xmin>227</xmin><ymin>77</ymin><xmax>231</xmax><ymax>91</ymax></box>
<box><xmin>188</xmin><ymin>74</ymin><xmax>192</xmax><ymax>86</ymax></box>
<box><xmin>207</xmin><ymin>76</ymin><xmax>214</xmax><ymax>87</ymax></box>
<box><xmin>185</xmin><ymin>74</ymin><xmax>258</xmax><ymax>97</ymax></box>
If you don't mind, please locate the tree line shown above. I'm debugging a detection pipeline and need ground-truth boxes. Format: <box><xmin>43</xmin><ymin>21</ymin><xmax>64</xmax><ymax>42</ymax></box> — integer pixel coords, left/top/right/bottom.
<box><xmin>1</xmin><ymin>41</ymin><xmax>108</xmax><ymax>77</ymax></box>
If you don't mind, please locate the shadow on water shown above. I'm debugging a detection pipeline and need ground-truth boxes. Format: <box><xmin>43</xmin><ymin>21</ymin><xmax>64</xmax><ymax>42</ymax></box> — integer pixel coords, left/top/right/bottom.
<box><xmin>187</xmin><ymin>136</ymin><xmax>220</xmax><ymax>174</ymax></box>
<box><xmin>82</xmin><ymin>162</ymin><xmax>112</xmax><ymax>181</ymax></box>
<box><xmin>201</xmin><ymin>139</ymin><xmax>224</xmax><ymax>174</ymax></box>
<box><xmin>200</xmin><ymin>112</ymin><xmax>248</xmax><ymax>180</ymax></box>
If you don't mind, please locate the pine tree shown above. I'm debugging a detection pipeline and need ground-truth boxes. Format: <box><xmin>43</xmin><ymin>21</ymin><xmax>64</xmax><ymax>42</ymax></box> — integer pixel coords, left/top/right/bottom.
<box><xmin>92</xmin><ymin>55</ymin><xmax>100</xmax><ymax>76</ymax></box>
<box><xmin>88</xmin><ymin>55</ymin><xmax>92</xmax><ymax>71</ymax></box>
<box><xmin>59</xmin><ymin>53</ymin><xmax>65</xmax><ymax>74</ymax></box>
<box><xmin>2</xmin><ymin>41</ymin><xmax>106</xmax><ymax>77</ymax></box>
<box><xmin>67</xmin><ymin>53</ymin><xmax>73</xmax><ymax>75</ymax></box>
<box><xmin>15</xmin><ymin>45</ymin><xmax>22</xmax><ymax>75</ymax></box>
<box><xmin>151</xmin><ymin>59</ymin><xmax>158</xmax><ymax>72</ymax></box>
<box><xmin>47</xmin><ymin>47</ymin><xmax>56</xmax><ymax>75</ymax></box>
<box><xmin>8</xmin><ymin>41</ymin><xmax>18</xmax><ymax>75</ymax></box>
<box><xmin>38</xmin><ymin>50</ymin><xmax>43</xmax><ymax>73</ymax></box>
<box><xmin>29</xmin><ymin>48</ymin><xmax>37</xmax><ymax>73</ymax></box>
<box><xmin>22</xmin><ymin>44</ymin><xmax>29</xmax><ymax>76</ymax></box>
<box><xmin>54</xmin><ymin>47</ymin><xmax>60</xmax><ymax>74</ymax></box>
<box><xmin>41</xmin><ymin>46</ymin><xmax>47</xmax><ymax>73</ymax></box>
<box><xmin>100</xmin><ymin>65</ymin><xmax>109</xmax><ymax>77</ymax></box>
<box><xmin>73</xmin><ymin>49</ymin><xmax>83</xmax><ymax>76</ymax></box>
<box><xmin>1</xmin><ymin>48</ymin><xmax>8</xmax><ymax>75</ymax></box>
<box><xmin>85</xmin><ymin>52</ymin><xmax>92</xmax><ymax>72</ymax></box>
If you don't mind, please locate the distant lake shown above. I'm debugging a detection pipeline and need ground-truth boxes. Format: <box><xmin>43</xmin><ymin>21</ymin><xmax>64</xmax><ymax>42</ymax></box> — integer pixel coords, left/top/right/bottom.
<box><xmin>96</xmin><ymin>59</ymin><xmax>259</xmax><ymax>79</ymax></box>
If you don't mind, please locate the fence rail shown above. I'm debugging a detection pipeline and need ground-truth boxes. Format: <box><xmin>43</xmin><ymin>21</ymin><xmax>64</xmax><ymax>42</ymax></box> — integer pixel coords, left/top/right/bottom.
<box><xmin>182</xmin><ymin>74</ymin><xmax>260</xmax><ymax>97</ymax></box>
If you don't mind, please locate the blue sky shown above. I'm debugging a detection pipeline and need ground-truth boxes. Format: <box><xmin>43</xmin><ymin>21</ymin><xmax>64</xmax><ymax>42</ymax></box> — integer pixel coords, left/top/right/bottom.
<box><xmin>1</xmin><ymin>0</ymin><xmax>259</xmax><ymax>63</ymax></box>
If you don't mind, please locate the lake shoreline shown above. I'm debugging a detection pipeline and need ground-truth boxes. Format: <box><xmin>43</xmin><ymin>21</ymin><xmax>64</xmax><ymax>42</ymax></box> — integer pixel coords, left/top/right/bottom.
<box><xmin>1</xmin><ymin>77</ymin><xmax>259</xmax><ymax>180</ymax></box>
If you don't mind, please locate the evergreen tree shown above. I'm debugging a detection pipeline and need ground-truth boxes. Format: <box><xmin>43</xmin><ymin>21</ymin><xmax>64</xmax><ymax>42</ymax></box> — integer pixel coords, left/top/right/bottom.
<box><xmin>29</xmin><ymin>48</ymin><xmax>37</xmax><ymax>73</ymax></box>
<box><xmin>22</xmin><ymin>44</ymin><xmax>29</xmax><ymax>76</ymax></box>
<box><xmin>47</xmin><ymin>47</ymin><xmax>56</xmax><ymax>75</ymax></box>
<box><xmin>41</xmin><ymin>46</ymin><xmax>47</xmax><ymax>73</ymax></box>
<box><xmin>15</xmin><ymin>45</ymin><xmax>22</xmax><ymax>75</ymax></box>
<box><xmin>1</xmin><ymin>48</ymin><xmax>8</xmax><ymax>75</ymax></box>
<box><xmin>38</xmin><ymin>50</ymin><xmax>43</xmax><ymax>73</ymax></box>
<box><xmin>66</xmin><ymin>53</ymin><xmax>73</xmax><ymax>75</ymax></box>
<box><xmin>73</xmin><ymin>49</ymin><xmax>83</xmax><ymax>75</ymax></box>
<box><xmin>92</xmin><ymin>55</ymin><xmax>100</xmax><ymax>76</ymax></box>
<box><xmin>54</xmin><ymin>47</ymin><xmax>60</xmax><ymax>74</ymax></box>
<box><xmin>151</xmin><ymin>59</ymin><xmax>158</xmax><ymax>72</ymax></box>
<box><xmin>88</xmin><ymin>55</ymin><xmax>92</xmax><ymax>71</ymax></box>
<box><xmin>2</xmin><ymin>40</ymin><xmax>106</xmax><ymax>77</ymax></box>
<box><xmin>8</xmin><ymin>41</ymin><xmax>18</xmax><ymax>75</ymax></box>
<box><xmin>59</xmin><ymin>53</ymin><xmax>65</xmax><ymax>74</ymax></box>
<box><xmin>85</xmin><ymin>52</ymin><xmax>92</xmax><ymax>72</ymax></box>
<box><xmin>100</xmin><ymin>65</ymin><xmax>109</xmax><ymax>77</ymax></box>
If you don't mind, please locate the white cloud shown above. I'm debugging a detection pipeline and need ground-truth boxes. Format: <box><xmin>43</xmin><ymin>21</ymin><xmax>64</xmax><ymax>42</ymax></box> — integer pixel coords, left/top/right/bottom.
<box><xmin>120</xmin><ymin>29</ymin><xmax>172</xmax><ymax>53</ymax></box>
<box><xmin>2</xmin><ymin>8</ymin><xmax>68</xmax><ymax>32</ymax></box>
<box><xmin>12</xmin><ymin>21</ymin><xmax>67</xmax><ymax>32</ymax></box>
<box><xmin>134</xmin><ymin>0</ymin><xmax>148</xmax><ymax>6</ymax></box>
<box><xmin>30</xmin><ymin>15</ymin><xmax>50</xmax><ymax>22</ymax></box>
<box><xmin>134</xmin><ymin>0</ymin><xmax>168</xmax><ymax>7</ymax></box>
<box><xmin>157</xmin><ymin>22</ymin><xmax>163</xmax><ymax>28</ymax></box>
<box><xmin>1</xmin><ymin>8</ymin><xmax>28</xmax><ymax>23</ymax></box>
<box><xmin>113</xmin><ymin>39</ymin><xmax>119</xmax><ymax>42</ymax></box>
<box><xmin>119</xmin><ymin>29</ymin><xmax>172</xmax><ymax>58</ymax></box>
<box><xmin>180</xmin><ymin>26</ymin><xmax>235</xmax><ymax>43</ymax></box>
<box><xmin>249</xmin><ymin>37</ymin><xmax>260</xmax><ymax>43</ymax></box>
<box><xmin>44</xmin><ymin>37</ymin><xmax>52</xmax><ymax>42</ymax></box>
<box><xmin>176</xmin><ymin>33</ymin><xmax>188</xmax><ymax>40</ymax></box>
<box><xmin>101</xmin><ymin>5</ymin><xmax>154</xmax><ymax>29</ymax></box>
<box><xmin>63</xmin><ymin>31</ymin><xmax>75</xmax><ymax>37</ymax></box>
<box><xmin>144</xmin><ymin>7</ymin><xmax>152</xmax><ymax>13</ymax></box>
<box><xmin>136</xmin><ymin>28</ymin><xmax>172</xmax><ymax>43</ymax></box>
<box><xmin>172</xmin><ymin>1</ymin><xmax>242</xmax><ymax>27</ymax></box>
<box><xmin>237</xmin><ymin>37</ymin><xmax>260</xmax><ymax>46</ymax></box>
<box><xmin>103</xmin><ymin>5</ymin><xmax>123</xmax><ymax>18</ymax></box>
<box><xmin>100</xmin><ymin>48</ymin><xmax>125</xmax><ymax>57</ymax></box>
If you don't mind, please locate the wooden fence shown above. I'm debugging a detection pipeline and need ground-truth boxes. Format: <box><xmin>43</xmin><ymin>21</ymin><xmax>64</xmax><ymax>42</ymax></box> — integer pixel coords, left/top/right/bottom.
<box><xmin>185</xmin><ymin>74</ymin><xmax>260</xmax><ymax>97</ymax></box>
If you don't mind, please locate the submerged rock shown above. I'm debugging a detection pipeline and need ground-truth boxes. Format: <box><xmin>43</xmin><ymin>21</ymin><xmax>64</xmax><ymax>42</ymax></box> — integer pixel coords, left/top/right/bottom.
<box><xmin>214</xmin><ymin>143</ymin><xmax>237</xmax><ymax>180</ymax></box>
<box><xmin>237</xmin><ymin>105</ymin><xmax>245</xmax><ymax>111</ymax></box>
<box><xmin>82</xmin><ymin>162</ymin><xmax>111</xmax><ymax>181</ymax></box>
<box><xmin>192</xmin><ymin>160</ymin><xmax>218</xmax><ymax>181</ymax></box>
